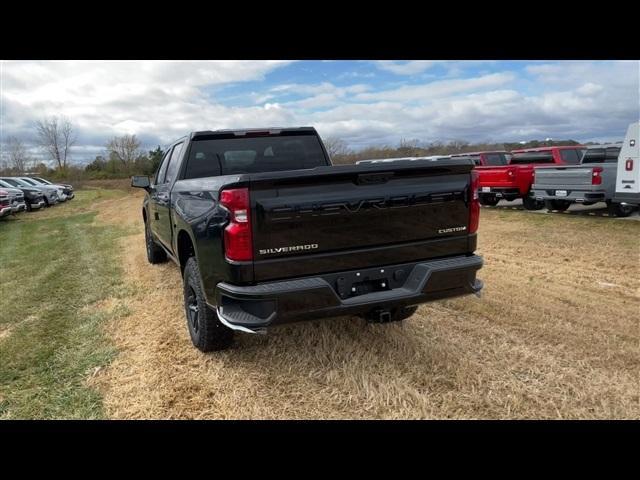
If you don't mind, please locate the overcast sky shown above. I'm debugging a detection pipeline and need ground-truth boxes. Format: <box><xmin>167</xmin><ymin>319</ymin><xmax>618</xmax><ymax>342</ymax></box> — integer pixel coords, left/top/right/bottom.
<box><xmin>1</xmin><ymin>60</ymin><xmax>639</xmax><ymax>165</ymax></box>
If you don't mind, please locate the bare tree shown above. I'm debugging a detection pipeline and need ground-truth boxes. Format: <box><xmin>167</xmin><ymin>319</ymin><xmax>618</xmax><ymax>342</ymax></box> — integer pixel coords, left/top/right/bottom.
<box><xmin>398</xmin><ymin>138</ymin><xmax>422</xmax><ymax>156</ymax></box>
<box><xmin>106</xmin><ymin>134</ymin><xmax>141</xmax><ymax>169</ymax></box>
<box><xmin>448</xmin><ymin>139</ymin><xmax>470</xmax><ymax>152</ymax></box>
<box><xmin>6</xmin><ymin>137</ymin><xmax>29</xmax><ymax>173</ymax></box>
<box><xmin>322</xmin><ymin>137</ymin><xmax>351</xmax><ymax>163</ymax></box>
<box><xmin>35</xmin><ymin>116</ymin><xmax>76</xmax><ymax>170</ymax></box>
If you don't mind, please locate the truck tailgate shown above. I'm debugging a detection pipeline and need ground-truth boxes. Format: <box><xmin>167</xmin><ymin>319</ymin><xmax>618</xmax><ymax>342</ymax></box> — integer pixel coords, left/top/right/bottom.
<box><xmin>477</xmin><ymin>165</ymin><xmax>515</xmax><ymax>186</ymax></box>
<box><xmin>534</xmin><ymin>166</ymin><xmax>593</xmax><ymax>186</ymax></box>
<box><xmin>248</xmin><ymin>160</ymin><xmax>475</xmax><ymax>282</ymax></box>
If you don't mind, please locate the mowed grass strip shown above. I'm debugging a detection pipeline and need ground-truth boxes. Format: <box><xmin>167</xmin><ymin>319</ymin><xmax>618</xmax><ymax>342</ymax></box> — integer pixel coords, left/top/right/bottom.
<box><xmin>0</xmin><ymin>189</ymin><xmax>133</xmax><ymax>419</ymax></box>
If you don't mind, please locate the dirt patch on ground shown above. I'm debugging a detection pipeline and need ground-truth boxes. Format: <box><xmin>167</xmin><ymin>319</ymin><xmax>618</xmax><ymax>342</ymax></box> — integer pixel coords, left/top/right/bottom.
<box><xmin>0</xmin><ymin>327</ymin><xmax>13</xmax><ymax>341</ymax></box>
<box><xmin>91</xmin><ymin>194</ymin><xmax>640</xmax><ymax>419</ymax></box>
<box><xmin>0</xmin><ymin>315</ymin><xmax>38</xmax><ymax>343</ymax></box>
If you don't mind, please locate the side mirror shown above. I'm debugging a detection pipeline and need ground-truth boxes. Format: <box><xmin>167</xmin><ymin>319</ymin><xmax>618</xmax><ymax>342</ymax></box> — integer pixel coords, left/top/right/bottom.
<box><xmin>131</xmin><ymin>175</ymin><xmax>150</xmax><ymax>190</ymax></box>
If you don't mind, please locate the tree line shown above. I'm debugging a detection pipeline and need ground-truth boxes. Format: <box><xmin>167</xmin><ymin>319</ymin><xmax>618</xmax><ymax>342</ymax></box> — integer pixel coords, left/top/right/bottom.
<box><xmin>322</xmin><ymin>137</ymin><xmax>584</xmax><ymax>165</ymax></box>
<box><xmin>1</xmin><ymin>114</ymin><xmax>588</xmax><ymax>181</ymax></box>
<box><xmin>0</xmin><ymin>115</ymin><xmax>165</xmax><ymax>181</ymax></box>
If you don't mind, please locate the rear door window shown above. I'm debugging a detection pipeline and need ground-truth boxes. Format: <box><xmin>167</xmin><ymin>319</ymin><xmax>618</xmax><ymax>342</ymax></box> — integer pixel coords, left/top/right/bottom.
<box><xmin>582</xmin><ymin>149</ymin><xmax>606</xmax><ymax>163</ymax></box>
<box><xmin>484</xmin><ymin>153</ymin><xmax>508</xmax><ymax>166</ymax></box>
<box><xmin>154</xmin><ymin>149</ymin><xmax>172</xmax><ymax>184</ymax></box>
<box><xmin>510</xmin><ymin>152</ymin><xmax>554</xmax><ymax>164</ymax></box>
<box><xmin>164</xmin><ymin>142</ymin><xmax>184</xmax><ymax>184</ymax></box>
<box><xmin>560</xmin><ymin>149</ymin><xmax>581</xmax><ymax>164</ymax></box>
<box><xmin>581</xmin><ymin>147</ymin><xmax>620</xmax><ymax>164</ymax></box>
<box><xmin>605</xmin><ymin>147</ymin><xmax>621</xmax><ymax>162</ymax></box>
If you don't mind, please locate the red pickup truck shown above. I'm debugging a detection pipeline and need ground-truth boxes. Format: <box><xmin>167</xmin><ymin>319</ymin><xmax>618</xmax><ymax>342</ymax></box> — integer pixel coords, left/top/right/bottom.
<box><xmin>462</xmin><ymin>146</ymin><xmax>586</xmax><ymax>209</ymax></box>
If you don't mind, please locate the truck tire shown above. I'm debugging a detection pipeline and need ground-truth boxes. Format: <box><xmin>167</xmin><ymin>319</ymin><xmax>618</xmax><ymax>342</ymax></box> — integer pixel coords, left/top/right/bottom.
<box><xmin>145</xmin><ymin>219</ymin><xmax>167</xmax><ymax>264</ymax></box>
<box><xmin>183</xmin><ymin>257</ymin><xmax>234</xmax><ymax>352</ymax></box>
<box><xmin>607</xmin><ymin>201</ymin><xmax>634</xmax><ymax>218</ymax></box>
<box><xmin>545</xmin><ymin>199</ymin><xmax>571</xmax><ymax>212</ymax></box>
<box><xmin>522</xmin><ymin>194</ymin><xmax>544</xmax><ymax>211</ymax></box>
<box><xmin>479</xmin><ymin>195</ymin><xmax>500</xmax><ymax>207</ymax></box>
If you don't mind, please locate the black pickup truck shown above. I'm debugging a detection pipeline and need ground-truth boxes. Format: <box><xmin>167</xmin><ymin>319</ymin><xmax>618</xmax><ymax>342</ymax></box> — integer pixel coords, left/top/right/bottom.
<box><xmin>131</xmin><ymin>127</ymin><xmax>483</xmax><ymax>351</ymax></box>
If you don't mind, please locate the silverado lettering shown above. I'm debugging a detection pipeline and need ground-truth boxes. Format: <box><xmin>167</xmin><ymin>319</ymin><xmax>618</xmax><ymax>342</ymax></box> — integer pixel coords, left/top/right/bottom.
<box><xmin>259</xmin><ymin>244</ymin><xmax>319</xmax><ymax>255</ymax></box>
<box><xmin>132</xmin><ymin>127</ymin><xmax>483</xmax><ymax>352</ymax></box>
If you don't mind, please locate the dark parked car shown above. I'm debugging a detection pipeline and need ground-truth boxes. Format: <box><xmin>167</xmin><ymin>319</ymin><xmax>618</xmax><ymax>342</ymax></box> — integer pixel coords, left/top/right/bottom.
<box><xmin>0</xmin><ymin>179</ymin><xmax>45</xmax><ymax>211</ymax></box>
<box><xmin>131</xmin><ymin>127</ymin><xmax>483</xmax><ymax>352</ymax></box>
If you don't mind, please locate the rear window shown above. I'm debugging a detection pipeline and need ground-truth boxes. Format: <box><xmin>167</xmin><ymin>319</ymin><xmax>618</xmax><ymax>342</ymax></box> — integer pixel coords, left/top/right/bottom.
<box><xmin>560</xmin><ymin>149</ymin><xmax>581</xmax><ymax>164</ymax></box>
<box><xmin>510</xmin><ymin>152</ymin><xmax>554</xmax><ymax>164</ymax></box>
<box><xmin>183</xmin><ymin>134</ymin><xmax>328</xmax><ymax>179</ymax></box>
<box><xmin>484</xmin><ymin>153</ymin><xmax>508</xmax><ymax>166</ymax></box>
<box><xmin>581</xmin><ymin>147</ymin><xmax>621</xmax><ymax>163</ymax></box>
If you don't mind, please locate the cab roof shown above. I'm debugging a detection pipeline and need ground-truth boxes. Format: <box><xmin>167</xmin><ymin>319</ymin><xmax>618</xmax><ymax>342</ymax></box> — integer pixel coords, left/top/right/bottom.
<box><xmin>190</xmin><ymin>126</ymin><xmax>317</xmax><ymax>141</ymax></box>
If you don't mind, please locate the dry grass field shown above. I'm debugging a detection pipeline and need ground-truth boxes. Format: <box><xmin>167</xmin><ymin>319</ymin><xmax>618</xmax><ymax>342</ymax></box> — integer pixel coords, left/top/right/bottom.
<box><xmin>2</xmin><ymin>183</ymin><xmax>638</xmax><ymax>419</ymax></box>
<box><xmin>86</xmin><ymin>188</ymin><xmax>639</xmax><ymax>419</ymax></box>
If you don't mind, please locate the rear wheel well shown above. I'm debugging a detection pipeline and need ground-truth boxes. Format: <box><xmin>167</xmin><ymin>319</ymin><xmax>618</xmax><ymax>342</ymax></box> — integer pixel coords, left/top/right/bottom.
<box><xmin>177</xmin><ymin>230</ymin><xmax>195</xmax><ymax>272</ymax></box>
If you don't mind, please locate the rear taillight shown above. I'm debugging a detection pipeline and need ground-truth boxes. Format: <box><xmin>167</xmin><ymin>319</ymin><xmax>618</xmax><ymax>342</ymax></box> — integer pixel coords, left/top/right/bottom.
<box><xmin>592</xmin><ymin>166</ymin><xmax>603</xmax><ymax>185</ymax></box>
<box><xmin>625</xmin><ymin>159</ymin><xmax>634</xmax><ymax>171</ymax></box>
<box><xmin>469</xmin><ymin>170</ymin><xmax>480</xmax><ymax>234</ymax></box>
<box><xmin>220</xmin><ymin>188</ymin><xmax>253</xmax><ymax>262</ymax></box>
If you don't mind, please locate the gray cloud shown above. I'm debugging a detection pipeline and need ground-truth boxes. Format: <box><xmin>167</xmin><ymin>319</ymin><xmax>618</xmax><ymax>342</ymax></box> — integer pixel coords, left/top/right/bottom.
<box><xmin>1</xmin><ymin>60</ymin><xmax>638</xmax><ymax>166</ymax></box>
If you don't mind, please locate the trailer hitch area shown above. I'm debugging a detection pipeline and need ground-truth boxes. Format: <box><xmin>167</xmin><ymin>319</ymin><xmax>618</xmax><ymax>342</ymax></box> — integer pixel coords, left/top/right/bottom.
<box><xmin>365</xmin><ymin>308</ymin><xmax>393</xmax><ymax>324</ymax></box>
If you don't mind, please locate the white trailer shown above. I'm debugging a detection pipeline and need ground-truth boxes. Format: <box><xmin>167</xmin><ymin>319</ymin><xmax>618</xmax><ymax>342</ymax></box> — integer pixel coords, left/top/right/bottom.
<box><xmin>614</xmin><ymin>122</ymin><xmax>640</xmax><ymax>206</ymax></box>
